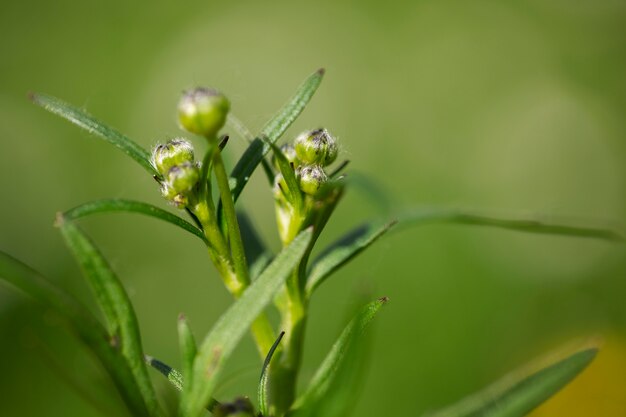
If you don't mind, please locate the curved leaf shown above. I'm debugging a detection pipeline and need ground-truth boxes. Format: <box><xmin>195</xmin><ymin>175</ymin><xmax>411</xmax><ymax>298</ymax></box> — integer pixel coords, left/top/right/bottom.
<box><xmin>306</xmin><ymin>220</ymin><xmax>396</xmax><ymax>297</ymax></box>
<box><xmin>289</xmin><ymin>297</ymin><xmax>388</xmax><ymax>417</ymax></box>
<box><xmin>180</xmin><ymin>228</ymin><xmax>314</xmax><ymax>417</ymax></box>
<box><xmin>57</xmin><ymin>218</ymin><xmax>162</xmax><ymax>417</ymax></box>
<box><xmin>258</xmin><ymin>331</ymin><xmax>286</xmax><ymax>416</ymax></box>
<box><xmin>31</xmin><ymin>93</ymin><xmax>158</xmax><ymax>177</ymax></box>
<box><xmin>426</xmin><ymin>348</ymin><xmax>597</xmax><ymax>417</ymax></box>
<box><xmin>63</xmin><ymin>199</ymin><xmax>207</xmax><ymax>244</ymax></box>
<box><xmin>0</xmin><ymin>251</ymin><xmax>152</xmax><ymax>417</ymax></box>
<box><xmin>395</xmin><ymin>207</ymin><xmax>623</xmax><ymax>241</ymax></box>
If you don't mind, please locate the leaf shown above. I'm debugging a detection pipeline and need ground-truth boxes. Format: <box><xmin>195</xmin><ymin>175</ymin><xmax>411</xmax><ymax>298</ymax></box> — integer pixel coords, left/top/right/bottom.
<box><xmin>178</xmin><ymin>314</ymin><xmax>197</xmax><ymax>384</ymax></box>
<box><xmin>146</xmin><ymin>355</ymin><xmax>218</xmax><ymax>412</ymax></box>
<box><xmin>258</xmin><ymin>331</ymin><xmax>285</xmax><ymax>416</ymax></box>
<box><xmin>57</xmin><ymin>218</ymin><xmax>161</xmax><ymax>417</ymax></box>
<box><xmin>289</xmin><ymin>297</ymin><xmax>388</xmax><ymax>417</ymax></box>
<box><xmin>0</xmin><ymin>251</ymin><xmax>153</xmax><ymax>417</ymax></box>
<box><xmin>63</xmin><ymin>199</ymin><xmax>207</xmax><ymax>244</ymax></box>
<box><xmin>180</xmin><ymin>228</ymin><xmax>314</xmax><ymax>417</ymax></box>
<box><xmin>306</xmin><ymin>220</ymin><xmax>396</xmax><ymax>297</ymax></box>
<box><xmin>227</xmin><ymin>113</ymin><xmax>276</xmax><ymax>185</ymax></box>
<box><xmin>30</xmin><ymin>93</ymin><xmax>159</xmax><ymax>177</ymax></box>
<box><xmin>228</xmin><ymin>69</ymin><xmax>325</xmax><ymax>203</ymax></box>
<box><xmin>426</xmin><ymin>348</ymin><xmax>598</xmax><ymax>417</ymax></box>
<box><xmin>267</xmin><ymin>140</ymin><xmax>303</xmax><ymax>209</ymax></box>
<box><xmin>395</xmin><ymin>207</ymin><xmax>624</xmax><ymax>241</ymax></box>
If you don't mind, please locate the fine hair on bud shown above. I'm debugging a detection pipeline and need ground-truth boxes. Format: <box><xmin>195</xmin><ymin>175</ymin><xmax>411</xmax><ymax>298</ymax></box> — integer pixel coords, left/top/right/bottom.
<box><xmin>178</xmin><ymin>87</ymin><xmax>230</xmax><ymax>138</ymax></box>
<box><xmin>151</xmin><ymin>138</ymin><xmax>195</xmax><ymax>175</ymax></box>
<box><xmin>297</xmin><ymin>164</ymin><xmax>328</xmax><ymax>195</ymax></box>
<box><xmin>294</xmin><ymin>128</ymin><xmax>338</xmax><ymax>167</ymax></box>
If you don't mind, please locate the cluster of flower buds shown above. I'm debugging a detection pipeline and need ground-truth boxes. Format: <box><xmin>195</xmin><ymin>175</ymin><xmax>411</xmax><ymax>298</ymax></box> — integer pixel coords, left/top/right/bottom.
<box><xmin>273</xmin><ymin>128</ymin><xmax>338</xmax><ymax>198</ymax></box>
<box><xmin>151</xmin><ymin>139</ymin><xmax>200</xmax><ymax>207</ymax></box>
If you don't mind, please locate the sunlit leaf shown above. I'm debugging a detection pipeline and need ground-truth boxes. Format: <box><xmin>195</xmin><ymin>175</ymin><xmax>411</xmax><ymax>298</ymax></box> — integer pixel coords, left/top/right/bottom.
<box><xmin>63</xmin><ymin>199</ymin><xmax>207</xmax><ymax>244</ymax></box>
<box><xmin>228</xmin><ymin>69</ymin><xmax>325</xmax><ymax>203</ymax></box>
<box><xmin>31</xmin><ymin>93</ymin><xmax>158</xmax><ymax>177</ymax></box>
<box><xmin>180</xmin><ymin>228</ymin><xmax>313</xmax><ymax>417</ymax></box>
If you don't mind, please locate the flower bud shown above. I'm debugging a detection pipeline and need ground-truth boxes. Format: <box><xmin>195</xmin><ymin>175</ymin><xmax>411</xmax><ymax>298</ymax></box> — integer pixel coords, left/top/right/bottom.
<box><xmin>273</xmin><ymin>144</ymin><xmax>299</xmax><ymax>171</ymax></box>
<box><xmin>178</xmin><ymin>87</ymin><xmax>230</xmax><ymax>137</ymax></box>
<box><xmin>297</xmin><ymin>165</ymin><xmax>328</xmax><ymax>195</ymax></box>
<box><xmin>167</xmin><ymin>161</ymin><xmax>200</xmax><ymax>194</ymax></box>
<box><xmin>160</xmin><ymin>183</ymin><xmax>189</xmax><ymax>208</ymax></box>
<box><xmin>294</xmin><ymin>128</ymin><xmax>338</xmax><ymax>167</ymax></box>
<box><xmin>151</xmin><ymin>138</ymin><xmax>195</xmax><ymax>175</ymax></box>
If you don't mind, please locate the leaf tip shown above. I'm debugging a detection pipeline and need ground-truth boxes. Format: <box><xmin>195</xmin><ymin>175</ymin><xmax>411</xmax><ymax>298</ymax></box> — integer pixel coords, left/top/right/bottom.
<box><xmin>316</xmin><ymin>68</ymin><xmax>326</xmax><ymax>76</ymax></box>
<box><xmin>27</xmin><ymin>91</ymin><xmax>37</xmax><ymax>102</ymax></box>
<box><xmin>178</xmin><ymin>312</ymin><xmax>187</xmax><ymax>322</ymax></box>
<box><xmin>54</xmin><ymin>212</ymin><xmax>66</xmax><ymax>228</ymax></box>
<box><xmin>378</xmin><ymin>296</ymin><xmax>390</xmax><ymax>304</ymax></box>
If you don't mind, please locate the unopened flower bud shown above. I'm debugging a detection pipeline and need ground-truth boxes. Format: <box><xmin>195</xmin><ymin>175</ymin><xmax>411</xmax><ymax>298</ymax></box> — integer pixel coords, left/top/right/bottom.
<box><xmin>151</xmin><ymin>138</ymin><xmax>195</xmax><ymax>175</ymax></box>
<box><xmin>273</xmin><ymin>144</ymin><xmax>299</xmax><ymax>171</ymax></box>
<box><xmin>178</xmin><ymin>87</ymin><xmax>230</xmax><ymax>138</ymax></box>
<box><xmin>294</xmin><ymin>128</ymin><xmax>338</xmax><ymax>167</ymax></box>
<box><xmin>160</xmin><ymin>183</ymin><xmax>189</xmax><ymax>208</ymax></box>
<box><xmin>167</xmin><ymin>162</ymin><xmax>200</xmax><ymax>194</ymax></box>
<box><xmin>297</xmin><ymin>165</ymin><xmax>328</xmax><ymax>195</ymax></box>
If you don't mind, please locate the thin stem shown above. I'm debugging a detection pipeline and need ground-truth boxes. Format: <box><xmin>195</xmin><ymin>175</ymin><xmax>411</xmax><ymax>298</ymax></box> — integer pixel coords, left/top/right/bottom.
<box><xmin>210</xmin><ymin>136</ymin><xmax>250</xmax><ymax>289</ymax></box>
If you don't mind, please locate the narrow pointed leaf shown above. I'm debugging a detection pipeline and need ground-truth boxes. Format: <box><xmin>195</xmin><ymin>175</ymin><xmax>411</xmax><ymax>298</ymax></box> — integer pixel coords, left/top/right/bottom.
<box><xmin>306</xmin><ymin>220</ymin><xmax>396</xmax><ymax>297</ymax></box>
<box><xmin>146</xmin><ymin>356</ymin><xmax>219</xmax><ymax>412</ymax></box>
<box><xmin>228</xmin><ymin>69</ymin><xmax>325</xmax><ymax>203</ymax></box>
<box><xmin>178</xmin><ymin>314</ymin><xmax>197</xmax><ymax>384</ymax></box>
<box><xmin>57</xmin><ymin>218</ymin><xmax>161</xmax><ymax>417</ymax></box>
<box><xmin>63</xmin><ymin>199</ymin><xmax>207</xmax><ymax>244</ymax></box>
<box><xmin>0</xmin><ymin>251</ymin><xmax>152</xmax><ymax>417</ymax></box>
<box><xmin>395</xmin><ymin>207</ymin><xmax>623</xmax><ymax>241</ymax></box>
<box><xmin>290</xmin><ymin>297</ymin><xmax>388</xmax><ymax>417</ymax></box>
<box><xmin>227</xmin><ymin>113</ymin><xmax>275</xmax><ymax>185</ymax></box>
<box><xmin>427</xmin><ymin>348</ymin><xmax>597</xmax><ymax>417</ymax></box>
<box><xmin>258</xmin><ymin>331</ymin><xmax>285</xmax><ymax>416</ymax></box>
<box><xmin>181</xmin><ymin>228</ymin><xmax>314</xmax><ymax>417</ymax></box>
<box><xmin>31</xmin><ymin>93</ymin><xmax>158</xmax><ymax>177</ymax></box>
<box><xmin>267</xmin><ymin>140</ymin><xmax>303</xmax><ymax>208</ymax></box>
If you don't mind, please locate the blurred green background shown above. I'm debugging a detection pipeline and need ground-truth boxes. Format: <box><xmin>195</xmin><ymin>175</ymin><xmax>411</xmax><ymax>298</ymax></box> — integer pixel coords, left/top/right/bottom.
<box><xmin>1</xmin><ymin>0</ymin><xmax>625</xmax><ymax>416</ymax></box>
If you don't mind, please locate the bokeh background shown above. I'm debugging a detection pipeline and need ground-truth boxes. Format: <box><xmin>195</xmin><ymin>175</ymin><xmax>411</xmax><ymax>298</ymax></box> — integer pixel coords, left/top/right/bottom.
<box><xmin>1</xmin><ymin>0</ymin><xmax>625</xmax><ymax>416</ymax></box>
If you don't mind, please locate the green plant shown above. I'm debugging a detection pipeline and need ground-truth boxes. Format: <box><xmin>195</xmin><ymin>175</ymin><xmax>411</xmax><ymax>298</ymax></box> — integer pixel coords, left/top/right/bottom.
<box><xmin>0</xmin><ymin>69</ymin><xmax>622</xmax><ymax>417</ymax></box>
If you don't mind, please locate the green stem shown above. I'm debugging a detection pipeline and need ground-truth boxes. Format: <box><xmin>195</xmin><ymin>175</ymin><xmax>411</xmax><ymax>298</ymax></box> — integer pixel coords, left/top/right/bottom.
<box><xmin>210</xmin><ymin>138</ymin><xmax>250</xmax><ymax>289</ymax></box>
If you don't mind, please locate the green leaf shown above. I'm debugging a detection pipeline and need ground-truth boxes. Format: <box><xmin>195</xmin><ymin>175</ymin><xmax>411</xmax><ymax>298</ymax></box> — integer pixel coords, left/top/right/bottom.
<box><xmin>30</xmin><ymin>93</ymin><xmax>159</xmax><ymax>177</ymax></box>
<box><xmin>306</xmin><ymin>220</ymin><xmax>397</xmax><ymax>297</ymax></box>
<box><xmin>146</xmin><ymin>356</ymin><xmax>184</xmax><ymax>391</ymax></box>
<box><xmin>258</xmin><ymin>331</ymin><xmax>285</xmax><ymax>416</ymax></box>
<box><xmin>289</xmin><ymin>297</ymin><xmax>388</xmax><ymax>417</ymax></box>
<box><xmin>426</xmin><ymin>347</ymin><xmax>597</xmax><ymax>417</ymax></box>
<box><xmin>146</xmin><ymin>355</ymin><xmax>219</xmax><ymax>412</ymax></box>
<box><xmin>178</xmin><ymin>314</ymin><xmax>198</xmax><ymax>384</ymax></box>
<box><xmin>181</xmin><ymin>228</ymin><xmax>314</xmax><ymax>417</ymax></box>
<box><xmin>395</xmin><ymin>207</ymin><xmax>624</xmax><ymax>241</ymax></box>
<box><xmin>57</xmin><ymin>218</ymin><xmax>161</xmax><ymax>417</ymax></box>
<box><xmin>267</xmin><ymin>139</ymin><xmax>303</xmax><ymax>209</ymax></box>
<box><xmin>227</xmin><ymin>113</ymin><xmax>276</xmax><ymax>185</ymax></box>
<box><xmin>228</xmin><ymin>69</ymin><xmax>325</xmax><ymax>203</ymax></box>
<box><xmin>0</xmin><ymin>251</ymin><xmax>153</xmax><ymax>417</ymax></box>
<box><xmin>63</xmin><ymin>199</ymin><xmax>207</xmax><ymax>244</ymax></box>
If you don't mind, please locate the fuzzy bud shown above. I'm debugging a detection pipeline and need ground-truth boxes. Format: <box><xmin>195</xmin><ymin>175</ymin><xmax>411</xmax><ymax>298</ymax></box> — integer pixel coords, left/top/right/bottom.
<box><xmin>178</xmin><ymin>87</ymin><xmax>230</xmax><ymax>137</ymax></box>
<box><xmin>151</xmin><ymin>138</ymin><xmax>195</xmax><ymax>175</ymax></box>
<box><xmin>167</xmin><ymin>161</ymin><xmax>200</xmax><ymax>195</ymax></box>
<box><xmin>297</xmin><ymin>165</ymin><xmax>328</xmax><ymax>195</ymax></box>
<box><xmin>294</xmin><ymin>128</ymin><xmax>338</xmax><ymax>166</ymax></box>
